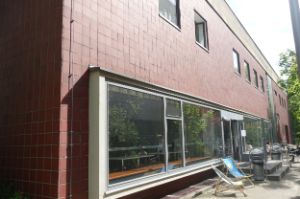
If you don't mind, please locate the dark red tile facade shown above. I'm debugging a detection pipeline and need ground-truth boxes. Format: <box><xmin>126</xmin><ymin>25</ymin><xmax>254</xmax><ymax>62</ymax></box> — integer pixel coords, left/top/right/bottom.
<box><xmin>0</xmin><ymin>0</ymin><xmax>63</xmax><ymax>198</ymax></box>
<box><xmin>0</xmin><ymin>0</ymin><xmax>291</xmax><ymax>199</ymax></box>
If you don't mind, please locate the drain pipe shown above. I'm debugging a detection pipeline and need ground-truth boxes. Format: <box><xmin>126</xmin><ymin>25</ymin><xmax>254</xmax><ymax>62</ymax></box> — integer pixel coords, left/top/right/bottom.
<box><xmin>289</xmin><ymin>0</ymin><xmax>300</xmax><ymax>77</ymax></box>
<box><xmin>68</xmin><ymin>0</ymin><xmax>75</xmax><ymax>198</ymax></box>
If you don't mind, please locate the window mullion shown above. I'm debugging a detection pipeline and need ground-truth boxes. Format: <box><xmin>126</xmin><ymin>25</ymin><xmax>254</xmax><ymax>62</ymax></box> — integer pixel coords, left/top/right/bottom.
<box><xmin>180</xmin><ymin>101</ymin><xmax>186</xmax><ymax>167</ymax></box>
<box><xmin>164</xmin><ymin>97</ymin><xmax>169</xmax><ymax>171</ymax></box>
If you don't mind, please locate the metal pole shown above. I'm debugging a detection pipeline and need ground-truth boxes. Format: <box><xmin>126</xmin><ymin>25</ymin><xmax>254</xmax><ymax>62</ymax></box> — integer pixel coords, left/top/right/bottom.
<box><xmin>289</xmin><ymin>0</ymin><xmax>300</xmax><ymax>77</ymax></box>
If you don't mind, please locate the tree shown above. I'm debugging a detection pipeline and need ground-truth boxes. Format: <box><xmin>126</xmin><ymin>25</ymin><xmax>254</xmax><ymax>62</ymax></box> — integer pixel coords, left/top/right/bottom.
<box><xmin>278</xmin><ymin>50</ymin><xmax>300</xmax><ymax>146</ymax></box>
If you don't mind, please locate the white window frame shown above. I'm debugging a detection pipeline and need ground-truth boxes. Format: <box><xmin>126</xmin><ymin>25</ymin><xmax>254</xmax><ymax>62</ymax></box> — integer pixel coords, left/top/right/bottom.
<box><xmin>88</xmin><ymin>71</ymin><xmax>269</xmax><ymax>199</ymax></box>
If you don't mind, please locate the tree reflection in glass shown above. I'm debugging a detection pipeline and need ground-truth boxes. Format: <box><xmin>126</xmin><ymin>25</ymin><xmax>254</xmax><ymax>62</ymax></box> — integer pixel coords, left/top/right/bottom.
<box><xmin>167</xmin><ymin>119</ymin><xmax>183</xmax><ymax>169</ymax></box>
<box><xmin>183</xmin><ymin>103</ymin><xmax>222</xmax><ymax>166</ymax></box>
<box><xmin>108</xmin><ymin>85</ymin><xmax>165</xmax><ymax>184</ymax></box>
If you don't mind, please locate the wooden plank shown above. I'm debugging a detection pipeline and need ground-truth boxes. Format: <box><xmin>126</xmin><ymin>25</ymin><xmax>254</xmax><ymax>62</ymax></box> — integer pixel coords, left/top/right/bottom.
<box><xmin>109</xmin><ymin>156</ymin><xmax>211</xmax><ymax>180</ymax></box>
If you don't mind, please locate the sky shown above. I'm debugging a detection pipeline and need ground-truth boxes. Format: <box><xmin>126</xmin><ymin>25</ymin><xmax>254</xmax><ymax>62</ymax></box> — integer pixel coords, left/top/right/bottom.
<box><xmin>226</xmin><ymin>0</ymin><xmax>295</xmax><ymax>77</ymax></box>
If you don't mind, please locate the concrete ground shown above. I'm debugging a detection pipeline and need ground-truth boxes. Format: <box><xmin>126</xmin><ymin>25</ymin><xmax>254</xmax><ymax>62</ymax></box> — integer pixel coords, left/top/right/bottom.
<box><xmin>196</xmin><ymin>158</ymin><xmax>300</xmax><ymax>199</ymax></box>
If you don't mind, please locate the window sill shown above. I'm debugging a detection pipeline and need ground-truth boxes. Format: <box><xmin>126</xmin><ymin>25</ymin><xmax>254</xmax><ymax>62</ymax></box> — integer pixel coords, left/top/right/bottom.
<box><xmin>234</xmin><ymin>71</ymin><xmax>241</xmax><ymax>77</ymax></box>
<box><xmin>195</xmin><ymin>41</ymin><xmax>209</xmax><ymax>52</ymax></box>
<box><xmin>245</xmin><ymin>79</ymin><xmax>251</xmax><ymax>84</ymax></box>
<box><xmin>105</xmin><ymin>159</ymin><xmax>221</xmax><ymax>198</ymax></box>
<box><xmin>159</xmin><ymin>13</ymin><xmax>181</xmax><ymax>32</ymax></box>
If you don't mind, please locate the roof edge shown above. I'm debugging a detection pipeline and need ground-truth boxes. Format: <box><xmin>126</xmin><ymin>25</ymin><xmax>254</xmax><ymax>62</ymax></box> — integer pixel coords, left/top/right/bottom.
<box><xmin>206</xmin><ymin>0</ymin><xmax>280</xmax><ymax>82</ymax></box>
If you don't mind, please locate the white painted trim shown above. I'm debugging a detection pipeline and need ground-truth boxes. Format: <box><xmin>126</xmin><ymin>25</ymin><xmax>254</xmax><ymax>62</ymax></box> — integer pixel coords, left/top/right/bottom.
<box><xmin>89</xmin><ymin>72</ymin><xmax>107</xmax><ymax>199</ymax></box>
<box><xmin>89</xmin><ymin>70</ymin><xmax>269</xmax><ymax>199</ymax></box>
<box><xmin>89</xmin><ymin>71</ymin><xmax>101</xmax><ymax>199</ymax></box>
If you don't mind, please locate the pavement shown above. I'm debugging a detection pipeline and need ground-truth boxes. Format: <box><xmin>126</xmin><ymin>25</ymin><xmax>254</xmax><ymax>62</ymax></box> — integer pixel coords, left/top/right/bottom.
<box><xmin>195</xmin><ymin>157</ymin><xmax>300</xmax><ymax>199</ymax></box>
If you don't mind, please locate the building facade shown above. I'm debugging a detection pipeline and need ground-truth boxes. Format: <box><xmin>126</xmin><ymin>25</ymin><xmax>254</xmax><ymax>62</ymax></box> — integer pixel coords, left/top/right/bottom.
<box><xmin>0</xmin><ymin>0</ymin><xmax>291</xmax><ymax>199</ymax></box>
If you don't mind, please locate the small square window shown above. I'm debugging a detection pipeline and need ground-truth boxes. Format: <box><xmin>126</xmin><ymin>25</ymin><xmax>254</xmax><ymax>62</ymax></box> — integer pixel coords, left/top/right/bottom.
<box><xmin>159</xmin><ymin>0</ymin><xmax>180</xmax><ymax>27</ymax></box>
<box><xmin>260</xmin><ymin>76</ymin><xmax>265</xmax><ymax>92</ymax></box>
<box><xmin>244</xmin><ymin>61</ymin><xmax>251</xmax><ymax>82</ymax></box>
<box><xmin>194</xmin><ymin>11</ymin><xmax>208</xmax><ymax>49</ymax></box>
<box><xmin>253</xmin><ymin>70</ymin><xmax>258</xmax><ymax>88</ymax></box>
<box><xmin>232</xmin><ymin>50</ymin><xmax>241</xmax><ymax>74</ymax></box>
<box><xmin>166</xmin><ymin>99</ymin><xmax>181</xmax><ymax>118</ymax></box>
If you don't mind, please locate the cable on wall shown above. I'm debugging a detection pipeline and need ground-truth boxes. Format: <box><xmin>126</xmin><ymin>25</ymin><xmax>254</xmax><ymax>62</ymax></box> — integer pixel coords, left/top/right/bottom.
<box><xmin>68</xmin><ymin>0</ymin><xmax>75</xmax><ymax>198</ymax></box>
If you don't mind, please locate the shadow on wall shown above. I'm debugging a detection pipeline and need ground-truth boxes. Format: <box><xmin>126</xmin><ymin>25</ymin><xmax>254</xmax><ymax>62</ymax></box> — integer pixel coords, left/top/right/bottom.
<box><xmin>0</xmin><ymin>0</ymin><xmax>63</xmax><ymax>198</ymax></box>
<box><xmin>61</xmin><ymin>69</ymin><xmax>89</xmax><ymax>199</ymax></box>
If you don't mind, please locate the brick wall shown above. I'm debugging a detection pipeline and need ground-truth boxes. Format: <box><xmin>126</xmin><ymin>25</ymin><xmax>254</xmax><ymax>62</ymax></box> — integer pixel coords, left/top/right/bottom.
<box><xmin>62</xmin><ymin>0</ymin><xmax>271</xmax><ymax>120</ymax></box>
<box><xmin>272</xmin><ymin>81</ymin><xmax>291</xmax><ymax>143</ymax></box>
<box><xmin>0</xmin><ymin>0</ymin><xmax>291</xmax><ymax>199</ymax></box>
<box><xmin>60</xmin><ymin>0</ymin><xmax>291</xmax><ymax>198</ymax></box>
<box><xmin>0</xmin><ymin>0</ymin><xmax>63</xmax><ymax>198</ymax></box>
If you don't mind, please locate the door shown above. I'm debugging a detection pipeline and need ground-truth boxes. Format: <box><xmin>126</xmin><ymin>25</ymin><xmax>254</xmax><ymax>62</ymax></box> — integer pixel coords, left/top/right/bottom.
<box><xmin>231</xmin><ymin>120</ymin><xmax>243</xmax><ymax>161</ymax></box>
<box><xmin>223</xmin><ymin>119</ymin><xmax>243</xmax><ymax>161</ymax></box>
<box><xmin>223</xmin><ymin>120</ymin><xmax>233</xmax><ymax>157</ymax></box>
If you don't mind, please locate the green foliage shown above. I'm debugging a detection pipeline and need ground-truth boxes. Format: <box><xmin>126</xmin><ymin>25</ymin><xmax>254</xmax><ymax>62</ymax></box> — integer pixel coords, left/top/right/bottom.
<box><xmin>279</xmin><ymin>50</ymin><xmax>300</xmax><ymax>144</ymax></box>
<box><xmin>244</xmin><ymin>119</ymin><xmax>262</xmax><ymax>147</ymax></box>
<box><xmin>183</xmin><ymin>104</ymin><xmax>214</xmax><ymax>156</ymax></box>
<box><xmin>109</xmin><ymin>99</ymin><xmax>140</xmax><ymax>148</ymax></box>
<box><xmin>0</xmin><ymin>183</ymin><xmax>29</xmax><ymax>199</ymax></box>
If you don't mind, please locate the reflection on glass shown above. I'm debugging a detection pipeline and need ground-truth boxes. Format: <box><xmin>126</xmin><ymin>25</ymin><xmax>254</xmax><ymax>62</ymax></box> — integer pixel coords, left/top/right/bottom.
<box><xmin>223</xmin><ymin>120</ymin><xmax>232</xmax><ymax>157</ymax></box>
<box><xmin>244</xmin><ymin>118</ymin><xmax>263</xmax><ymax>150</ymax></box>
<box><xmin>159</xmin><ymin>0</ymin><xmax>179</xmax><ymax>25</ymax></box>
<box><xmin>183</xmin><ymin>103</ymin><xmax>222</xmax><ymax>166</ymax></box>
<box><xmin>233</xmin><ymin>50</ymin><xmax>240</xmax><ymax>73</ymax></box>
<box><xmin>166</xmin><ymin>99</ymin><xmax>181</xmax><ymax>118</ymax></box>
<box><xmin>108</xmin><ymin>85</ymin><xmax>165</xmax><ymax>184</ymax></box>
<box><xmin>167</xmin><ymin>119</ymin><xmax>183</xmax><ymax>170</ymax></box>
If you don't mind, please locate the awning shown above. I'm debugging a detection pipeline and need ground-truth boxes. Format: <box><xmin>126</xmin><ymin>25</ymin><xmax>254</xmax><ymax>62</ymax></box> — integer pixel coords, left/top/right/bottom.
<box><xmin>221</xmin><ymin>110</ymin><xmax>244</xmax><ymax>121</ymax></box>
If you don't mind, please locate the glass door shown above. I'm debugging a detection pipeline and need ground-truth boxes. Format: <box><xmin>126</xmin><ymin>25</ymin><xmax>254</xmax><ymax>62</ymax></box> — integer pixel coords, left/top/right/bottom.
<box><xmin>231</xmin><ymin>120</ymin><xmax>243</xmax><ymax>161</ymax></box>
<box><xmin>164</xmin><ymin>98</ymin><xmax>184</xmax><ymax>171</ymax></box>
<box><xmin>223</xmin><ymin>120</ymin><xmax>233</xmax><ymax>157</ymax></box>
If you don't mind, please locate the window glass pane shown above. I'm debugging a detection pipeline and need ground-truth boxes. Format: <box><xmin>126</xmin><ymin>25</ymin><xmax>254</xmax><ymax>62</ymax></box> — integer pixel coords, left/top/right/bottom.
<box><xmin>183</xmin><ymin>103</ymin><xmax>222</xmax><ymax>166</ymax></box>
<box><xmin>233</xmin><ymin>50</ymin><xmax>240</xmax><ymax>73</ymax></box>
<box><xmin>244</xmin><ymin>118</ymin><xmax>263</xmax><ymax>150</ymax></box>
<box><xmin>223</xmin><ymin>120</ymin><xmax>232</xmax><ymax>156</ymax></box>
<box><xmin>159</xmin><ymin>0</ymin><xmax>178</xmax><ymax>25</ymax></box>
<box><xmin>108</xmin><ymin>85</ymin><xmax>165</xmax><ymax>184</ymax></box>
<box><xmin>194</xmin><ymin>12</ymin><xmax>207</xmax><ymax>48</ymax></box>
<box><xmin>166</xmin><ymin>99</ymin><xmax>181</xmax><ymax>118</ymax></box>
<box><xmin>254</xmin><ymin>70</ymin><xmax>258</xmax><ymax>87</ymax></box>
<box><xmin>167</xmin><ymin>119</ymin><xmax>183</xmax><ymax>169</ymax></box>
<box><xmin>244</xmin><ymin>62</ymin><xmax>250</xmax><ymax>81</ymax></box>
<box><xmin>260</xmin><ymin>76</ymin><xmax>265</xmax><ymax>92</ymax></box>
<box><xmin>195</xmin><ymin>23</ymin><xmax>205</xmax><ymax>46</ymax></box>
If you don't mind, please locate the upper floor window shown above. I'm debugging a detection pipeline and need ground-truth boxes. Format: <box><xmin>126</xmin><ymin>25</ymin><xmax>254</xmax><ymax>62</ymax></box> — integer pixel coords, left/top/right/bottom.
<box><xmin>284</xmin><ymin>99</ymin><xmax>287</xmax><ymax>108</ymax></box>
<box><xmin>279</xmin><ymin>95</ymin><xmax>282</xmax><ymax>105</ymax></box>
<box><xmin>194</xmin><ymin>11</ymin><xmax>208</xmax><ymax>49</ymax></box>
<box><xmin>260</xmin><ymin>76</ymin><xmax>265</xmax><ymax>92</ymax></box>
<box><xmin>232</xmin><ymin>50</ymin><xmax>241</xmax><ymax>74</ymax></box>
<box><xmin>159</xmin><ymin>0</ymin><xmax>180</xmax><ymax>27</ymax></box>
<box><xmin>244</xmin><ymin>61</ymin><xmax>251</xmax><ymax>82</ymax></box>
<box><xmin>253</xmin><ymin>70</ymin><xmax>258</xmax><ymax>88</ymax></box>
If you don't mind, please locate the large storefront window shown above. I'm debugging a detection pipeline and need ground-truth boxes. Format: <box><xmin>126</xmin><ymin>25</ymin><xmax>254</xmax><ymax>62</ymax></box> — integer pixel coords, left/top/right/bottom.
<box><xmin>244</xmin><ymin>118</ymin><xmax>263</xmax><ymax>150</ymax></box>
<box><xmin>183</xmin><ymin>103</ymin><xmax>222</xmax><ymax>166</ymax></box>
<box><xmin>108</xmin><ymin>84</ymin><xmax>228</xmax><ymax>184</ymax></box>
<box><xmin>108</xmin><ymin>85</ymin><xmax>165</xmax><ymax>184</ymax></box>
